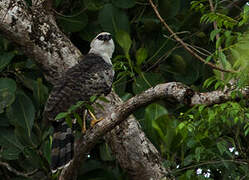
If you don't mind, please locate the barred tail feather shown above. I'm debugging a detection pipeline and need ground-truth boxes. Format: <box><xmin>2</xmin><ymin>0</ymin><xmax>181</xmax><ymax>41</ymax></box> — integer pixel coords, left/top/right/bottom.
<box><xmin>51</xmin><ymin>121</ymin><xmax>74</xmax><ymax>172</ymax></box>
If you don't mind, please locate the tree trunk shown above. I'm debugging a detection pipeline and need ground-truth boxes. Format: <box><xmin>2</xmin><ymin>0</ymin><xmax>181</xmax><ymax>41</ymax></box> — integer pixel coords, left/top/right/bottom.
<box><xmin>0</xmin><ymin>1</ymin><xmax>170</xmax><ymax>180</ymax></box>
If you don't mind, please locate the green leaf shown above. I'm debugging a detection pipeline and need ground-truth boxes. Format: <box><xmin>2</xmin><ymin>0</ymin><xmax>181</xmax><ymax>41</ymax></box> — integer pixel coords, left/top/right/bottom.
<box><xmin>183</xmin><ymin>154</ymin><xmax>194</xmax><ymax>166</ymax></box>
<box><xmin>14</xmin><ymin>126</ymin><xmax>39</xmax><ymax>147</ymax></box>
<box><xmin>7</xmin><ymin>91</ymin><xmax>35</xmax><ymax>137</ymax></box>
<box><xmin>90</xmin><ymin>95</ymin><xmax>98</xmax><ymax>103</ymax></box>
<box><xmin>136</xmin><ymin>48</ymin><xmax>148</xmax><ymax>66</ymax></box>
<box><xmin>112</xmin><ymin>0</ymin><xmax>135</xmax><ymax>9</ymax></box>
<box><xmin>173</xmin><ymin>58</ymin><xmax>200</xmax><ymax>85</ymax></box>
<box><xmin>171</xmin><ymin>54</ymin><xmax>187</xmax><ymax>73</ymax></box>
<box><xmin>145</xmin><ymin>104</ymin><xmax>168</xmax><ymax>121</ymax></box>
<box><xmin>216</xmin><ymin>36</ymin><xmax>223</xmax><ymax>49</ymax></box>
<box><xmin>186</xmin><ymin>169</ymin><xmax>194</xmax><ymax>179</ymax></box>
<box><xmin>1</xmin><ymin>147</ymin><xmax>21</xmax><ymax>160</ymax></box>
<box><xmin>58</xmin><ymin>13</ymin><xmax>88</xmax><ymax>32</ymax></box>
<box><xmin>115</xmin><ymin>30</ymin><xmax>132</xmax><ymax>58</ymax></box>
<box><xmin>0</xmin><ymin>78</ymin><xmax>16</xmax><ymax>94</ymax></box>
<box><xmin>0</xmin><ymin>52</ymin><xmax>15</xmax><ymax>72</ymax></box>
<box><xmin>218</xmin><ymin>51</ymin><xmax>231</xmax><ymax>69</ymax></box>
<box><xmin>159</xmin><ymin>0</ymin><xmax>181</xmax><ymax>19</ymax></box>
<box><xmin>0</xmin><ymin>78</ymin><xmax>16</xmax><ymax>113</ymax></box>
<box><xmin>144</xmin><ymin>103</ymin><xmax>168</xmax><ymax>136</ymax></box>
<box><xmin>217</xmin><ymin>141</ymin><xmax>227</xmax><ymax>155</ymax></box>
<box><xmin>210</xmin><ymin>29</ymin><xmax>221</xmax><ymax>41</ymax></box>
<box><xmin>198</xmin><ymin>105</ymin><xmax>206</xmax><ymax>113</ymax></box>
<box><xmin>205</xmin><ymin>55</ymin><xmax>213</xmax><ymax>62</ymax></box>
<box><xmin>98</xmin><ymin>96</ymin><xmax>110</xmax><ymax>103</ymax></box>
<box><xmin>0</xmin><ymin>129</ymin><xmax>24</xmax><ymax>160</ymax></box>
<box><xmin>33</xmin><ymin>78</ymin><xmax>48</xmax><ymax>107</ymax></box>
<box><xmin>203</xmin><ymin>76</ymin><xmax>216</xmax><ymax>88</ymax></box>
<box><xmin>195</xmin><ymin>147</ymin><xmax>203</xmax><ymax>162</ymax></box>
<box><xmin>23</xmin><ymin>148</ymin><xmax>43</xmax><ymax>168</ymax></box>
<box><xmin>68</xmin><ymin>101</ymin><xmax>84</xmax><ymax>112</ymax></box>
<box><xmin>55</xmin><ymin>112</ymin><xmax>68</xmax><ymax>120</ymax></box>
<box><xmin>42</xmin><ymin>140</ymin><xmax>51</xmax><ymax>164</ymax></box>
<box><xmin>74</xmin><ymin>112</ymin><xmax>82</xmax><ymax>128</ymax></box>
<box><xmin>98</xmin><ymin>4</ymin><xmax>130</xmax><ymax>34</ymax></box>
<box><xmin>65</xmin><ymin>115</ymin><xmax>72</xmax><ymax>128</ymax></box>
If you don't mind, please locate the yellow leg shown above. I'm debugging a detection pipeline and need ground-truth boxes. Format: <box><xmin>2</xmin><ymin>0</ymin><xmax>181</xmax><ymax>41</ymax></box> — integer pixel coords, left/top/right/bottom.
<box><xmin>89</xmin><ymin>110</ymin><xmax>103</xmax><ymax>127</ymax></box>
<box><xmin>82</xmin><ymin>110</ymin><xmax>87</xmax><ymax>134</ymax></box>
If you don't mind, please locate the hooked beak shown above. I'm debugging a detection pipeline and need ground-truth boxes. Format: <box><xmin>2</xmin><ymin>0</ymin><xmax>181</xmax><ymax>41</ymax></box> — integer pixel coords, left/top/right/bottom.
<box><xmin>103</xmin><ymin>34</ymin><xmax>112</xmax><ymax>41</ymax></box>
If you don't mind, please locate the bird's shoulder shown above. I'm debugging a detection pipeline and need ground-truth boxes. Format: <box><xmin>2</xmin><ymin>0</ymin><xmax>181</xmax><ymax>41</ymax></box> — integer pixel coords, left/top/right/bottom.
<box><xmin>78</xmin><ymin>53</ymin><xmax>112</xmax><ymax>69</ymax></box>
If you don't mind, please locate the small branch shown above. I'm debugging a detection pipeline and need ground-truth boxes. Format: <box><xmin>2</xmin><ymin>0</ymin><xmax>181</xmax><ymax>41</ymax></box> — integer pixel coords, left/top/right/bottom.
<box><xmin>208</xmin><ymin>0</ymin><xmax>220</xmax><ymax>42</ymax></box>
<box><xmin>208</xmin><ymin>0</ymin><xmax>225</xmax><ymax>80</ymax></box>
<box><xmin>52</xmin><ymin>8</ymin><xmax>87</xmax><ymax>18</ymax></box>
<box><xmin>0</xmin><ymin>161</ymin><xmax>38</xmax><ymax>178</ymax></box>
<box><xmin>149</xmin><ymin>0</ymin><xmax>237</xmax><ymax>74</ymax></box>
<box><xmin>60</xmin><ymin>82</ymin><xmax>249</xmax><ymax>180</ymax></box>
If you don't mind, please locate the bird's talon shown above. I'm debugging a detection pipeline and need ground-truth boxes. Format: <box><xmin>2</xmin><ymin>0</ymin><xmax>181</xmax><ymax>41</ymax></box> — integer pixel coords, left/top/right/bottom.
<box><xmin>90</xmin><ymin>117</ymin><xmax>104</xmax><ymax>127</ymax></box>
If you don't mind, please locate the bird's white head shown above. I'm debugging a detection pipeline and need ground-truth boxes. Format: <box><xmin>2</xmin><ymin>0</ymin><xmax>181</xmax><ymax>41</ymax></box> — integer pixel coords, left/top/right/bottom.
<box><xmin>89</xmin><ymin>32</ymin><xmax>115</xmax><ymax>65</ymax></box>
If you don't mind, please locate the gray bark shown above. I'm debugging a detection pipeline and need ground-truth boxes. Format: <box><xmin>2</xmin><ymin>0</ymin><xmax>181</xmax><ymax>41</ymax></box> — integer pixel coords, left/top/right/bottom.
<box><xmin>61</xmin><ymin>81</ymin><xmax>249</xmax><ymax>179</ymax></box>
<box><xmin>0</xmin><ymin>1</ymin><xmax>170</xmax><ymax>180</ymax></box>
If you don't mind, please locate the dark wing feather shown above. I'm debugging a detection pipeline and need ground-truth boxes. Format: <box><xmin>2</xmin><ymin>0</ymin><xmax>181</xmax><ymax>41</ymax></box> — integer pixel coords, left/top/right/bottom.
<box><xmin>43</xmin><ymin>53</ymin><xmax>113</xmax><ymax>122</ymax></box>
<box><xmin>43</xmin><ymin>53</ymin><xmax>114</xmax><ymax>171</ymax></box>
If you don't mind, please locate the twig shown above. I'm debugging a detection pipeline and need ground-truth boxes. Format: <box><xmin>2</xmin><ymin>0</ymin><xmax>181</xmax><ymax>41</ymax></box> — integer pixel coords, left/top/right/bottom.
<box><xmin>185</xmin><ymin>43</ymin><xmax>211</xmax><ymax>57</ymax></box>
<box><xmin>52</xmin><ymin>8</ymin><xmax>87</xmax><ymax>18</ymax></box>
<box><xmin>163</xmin><ymin>34</ymin><xmax>212</xmax><ymax>57</ymax></box>
<box><xmin>0</xmin><ymin>161</ymin><xmax>38</xmax><ymax>178</ymax></box>
<box><xmin>145</xmin><ymin>44</ymin><xmax>181</xmax><ymax>72</ymax></box>
<box><xmin>148</xmin><ymin>0</ymin><xmax>237</xmax><ymax>73</ymax></box>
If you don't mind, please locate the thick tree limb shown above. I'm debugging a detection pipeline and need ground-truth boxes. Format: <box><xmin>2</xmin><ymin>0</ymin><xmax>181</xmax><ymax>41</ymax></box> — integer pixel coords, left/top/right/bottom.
<box><xmin>0</xmin><ymin>1</ymin><xmax>169</xmax><ymax>180</ymax></box>
<box><xmin>94</xmin><ymin>92</ymin><xmax>170</xmax><ymax>180</ymax></box>
<box><xmin>0</xmin><ymin>0</ymin><xmax>82</xmax><ymax>83</ymax></box>
<box><xmin>61</xmin><ymin>82</ymin><xmax>249</xmax><ymax>180</ymax></box>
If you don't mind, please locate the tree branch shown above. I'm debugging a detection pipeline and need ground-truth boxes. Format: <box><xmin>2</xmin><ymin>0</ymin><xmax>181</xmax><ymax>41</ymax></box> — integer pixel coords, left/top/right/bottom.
<box><xmin>0</xmin><ymin>0</ymin><xmax>82</xmax><ymax>83</ymax></box>
<box><xmin>61</xmin><ymin>82</ymin><xmax>249</xmax><ymax>180</ymax></box>
<box><xmin>148</xmin><ymin>0</ymin><xmax>237</xmax><ymax>74</ymax></box>
<box><xmin>0</xmin><ymin>1</ymin><xmax>169</xmax><ymax>180</ymax></box>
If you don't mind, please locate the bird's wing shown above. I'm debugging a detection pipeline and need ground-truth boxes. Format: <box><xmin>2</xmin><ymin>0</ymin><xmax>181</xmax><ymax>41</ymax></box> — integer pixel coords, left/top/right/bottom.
<box><xmin>43</xmin><ymin>54</ymin><xmax>113</xmax><ymax>122</ymax></box>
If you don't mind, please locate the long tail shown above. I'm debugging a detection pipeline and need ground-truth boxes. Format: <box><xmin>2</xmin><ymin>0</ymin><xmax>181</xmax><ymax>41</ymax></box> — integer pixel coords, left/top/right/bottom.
<box><xmin>51</xmin><ymin>121</ymin><xmax>74</xmax><ymax>172</ymax></box>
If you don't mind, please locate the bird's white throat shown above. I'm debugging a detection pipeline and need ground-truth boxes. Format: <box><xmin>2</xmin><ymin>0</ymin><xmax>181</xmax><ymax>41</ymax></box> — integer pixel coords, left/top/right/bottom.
<box><xmin>89</xmin><ymin>32</ymin><xmax>115</xmax><ymax>65</ymax></box>
<box><xmin>89</xmin><ymin>48</ymin><xmax>113</xmax><ymax>65</ymax></box>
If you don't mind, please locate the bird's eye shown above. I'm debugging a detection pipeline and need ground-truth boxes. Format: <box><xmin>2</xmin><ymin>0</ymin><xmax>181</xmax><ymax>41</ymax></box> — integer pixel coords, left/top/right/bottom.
<box><xmin>97</xmin><ymin>35</ymin><xmax>104</xmax><ymax>40</ymax></box>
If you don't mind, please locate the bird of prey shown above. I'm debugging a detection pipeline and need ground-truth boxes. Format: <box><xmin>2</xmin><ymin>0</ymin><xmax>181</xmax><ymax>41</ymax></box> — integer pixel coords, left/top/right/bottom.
<box><xmin>43</xmin><ymin>32</ymin><xmax>115</xmax><ymax>172</ymax></box>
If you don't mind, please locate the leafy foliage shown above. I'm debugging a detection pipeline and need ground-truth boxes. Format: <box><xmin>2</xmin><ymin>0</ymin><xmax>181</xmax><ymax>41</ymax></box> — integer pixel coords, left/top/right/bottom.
<box><xmin>0</xmin><ymin>0</ymin><xmax>249</xmax><ymax>179</ymax></box>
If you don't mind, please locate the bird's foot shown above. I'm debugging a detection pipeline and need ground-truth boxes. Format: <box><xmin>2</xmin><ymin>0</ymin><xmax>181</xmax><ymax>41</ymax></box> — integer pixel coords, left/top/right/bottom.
<box><xmin>89</xmin><ymin>110</ymin><xmax>104</xmax><ymax>127</ymax></box>
<box><xmin>82</xmin><ymin>110</ymin><xmax>87</xmax><ymax>134</ymax></box>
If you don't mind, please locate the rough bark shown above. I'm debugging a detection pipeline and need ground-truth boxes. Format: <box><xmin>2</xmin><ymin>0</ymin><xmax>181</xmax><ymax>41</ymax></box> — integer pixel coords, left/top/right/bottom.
<box><xmin>2</xmin><ymin>1</ymin><xmax>247</xmax><ymax>180</ymax></box>
<box><xmin>61</xmin><ymin>82</ymin><xmax>249</xmax><ymax>180</ymax></box>
<box><xmin>96</xmin><ymin>92</ymin><xmax>170</xmax><ymax>180</ymax></box>
<box><xmin>0</xmin><ymin>1</ymin><xmax>169</xmax><ymax>180</ymax></box>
